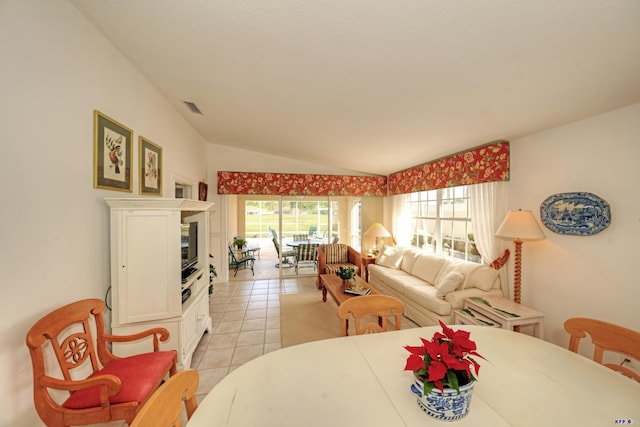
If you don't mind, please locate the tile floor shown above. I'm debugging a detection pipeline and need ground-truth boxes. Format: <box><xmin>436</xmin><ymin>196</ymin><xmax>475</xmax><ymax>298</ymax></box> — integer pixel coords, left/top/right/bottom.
<box><xmin>190</xmin><ymin>275</ymin><xmax>319</xmax><ymax>401</ymax></box>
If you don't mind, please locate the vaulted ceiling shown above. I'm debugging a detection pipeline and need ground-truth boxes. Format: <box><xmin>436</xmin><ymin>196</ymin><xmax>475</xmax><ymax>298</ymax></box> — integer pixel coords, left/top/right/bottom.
<box><xmin>71</xmin><ymin>0</ymin><xmax>640</xmax><ymax>176</ymax></box>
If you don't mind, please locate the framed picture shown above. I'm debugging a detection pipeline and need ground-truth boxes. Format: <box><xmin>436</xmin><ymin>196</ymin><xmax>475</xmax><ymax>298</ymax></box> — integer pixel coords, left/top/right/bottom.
<box><xmin>93</xmin><ymin>110</ymin><xmax>133</xmax><ymax>192</ymax></box>
<box><xmin>198</xmin><ymin>182</ymin><xmax>208</xmax><ymax>201</ymax></box>
<box><xmin>139</xmin><ymin>136</ymin><xmax>163</xmax><ymax>196</ymax></box>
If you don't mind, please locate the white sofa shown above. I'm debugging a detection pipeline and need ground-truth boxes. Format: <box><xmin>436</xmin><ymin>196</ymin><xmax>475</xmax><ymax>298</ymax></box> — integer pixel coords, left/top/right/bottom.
<box><xmin>367</xmin><ymin>246</ymin><xmax>503</xmax><ymax>326</ymax></box>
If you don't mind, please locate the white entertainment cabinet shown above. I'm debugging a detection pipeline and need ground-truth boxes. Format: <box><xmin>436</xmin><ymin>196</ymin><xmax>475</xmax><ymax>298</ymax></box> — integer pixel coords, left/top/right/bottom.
<box><xmin>106</xmin><ymin>198</ymin><xmax>214</xmax><ymax>370</ymax></box>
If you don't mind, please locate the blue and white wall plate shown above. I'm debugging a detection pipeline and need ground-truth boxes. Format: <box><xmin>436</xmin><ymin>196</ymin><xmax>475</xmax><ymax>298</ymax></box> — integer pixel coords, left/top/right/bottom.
<box><xmin>540</xmin><ymin>192</ymin><xmax>611</xmax><ymax>235</ymax></box>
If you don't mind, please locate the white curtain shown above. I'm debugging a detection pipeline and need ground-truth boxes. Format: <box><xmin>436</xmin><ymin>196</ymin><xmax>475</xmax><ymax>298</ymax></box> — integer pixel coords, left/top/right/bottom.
<box><xmin>390</xmin><ymin>194</ymin><xmax>411</xmax><ymax>247</ymax></box>
<box><xmin>469</xmin><ymin>181</ymin><xmax>509</xmax><ymax>297</ymax></box>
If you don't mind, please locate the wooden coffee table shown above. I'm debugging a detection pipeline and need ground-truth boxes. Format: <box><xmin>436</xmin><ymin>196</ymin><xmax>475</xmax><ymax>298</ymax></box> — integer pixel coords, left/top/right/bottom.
<box><xmin>319</xmin><ymin>274</ymin><xmax>379</xmax><ymax>305</ymax></box>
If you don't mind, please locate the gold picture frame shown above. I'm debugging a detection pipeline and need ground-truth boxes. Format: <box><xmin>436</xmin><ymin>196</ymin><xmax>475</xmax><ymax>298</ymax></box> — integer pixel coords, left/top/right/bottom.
<box><xmin>93</xmin><ymin>110</ymin><xmax>133</xmax><ymax>192</ymax></box>
<box><xmin>139</xmin><ymin>136</ymin><xmax>162</xmax><ymax>196</ymax></box>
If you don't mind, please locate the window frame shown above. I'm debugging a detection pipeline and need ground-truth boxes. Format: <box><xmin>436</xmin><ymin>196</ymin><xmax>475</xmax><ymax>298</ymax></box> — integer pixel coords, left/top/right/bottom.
<box><xmin>404</xmin><ymin>185</ymin><xmax>481</xmax><ymax>263</ymax></box>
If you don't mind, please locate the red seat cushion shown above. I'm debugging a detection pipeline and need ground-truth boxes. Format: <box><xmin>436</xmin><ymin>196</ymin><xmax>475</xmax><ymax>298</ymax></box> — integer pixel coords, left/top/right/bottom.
<box><xmin>63</xmin><ymin>351</ymin><xmax>176</xmax><ymax>409</ymax></box>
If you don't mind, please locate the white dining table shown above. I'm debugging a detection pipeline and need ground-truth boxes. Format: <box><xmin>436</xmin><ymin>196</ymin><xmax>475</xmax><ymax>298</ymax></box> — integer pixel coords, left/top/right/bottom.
<box><xmin>187</xmin><ymin>326</ymin><xmax>640</xmax><ymax>426</ymax></box>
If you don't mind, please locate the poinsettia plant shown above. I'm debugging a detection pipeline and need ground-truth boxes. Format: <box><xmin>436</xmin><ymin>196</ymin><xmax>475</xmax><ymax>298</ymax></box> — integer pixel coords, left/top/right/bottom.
<box><xmin>404</xmin><ymin>321</ymin><xmax>485</xmax><ymax>394</ymax></box>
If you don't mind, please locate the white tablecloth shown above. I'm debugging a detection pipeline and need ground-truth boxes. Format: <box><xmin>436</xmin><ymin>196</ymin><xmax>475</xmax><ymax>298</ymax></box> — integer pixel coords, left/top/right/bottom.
<box><xmin>187</xmin><ymin>326</ymin><xmax>640</xmax><ymax>426</ymax></box>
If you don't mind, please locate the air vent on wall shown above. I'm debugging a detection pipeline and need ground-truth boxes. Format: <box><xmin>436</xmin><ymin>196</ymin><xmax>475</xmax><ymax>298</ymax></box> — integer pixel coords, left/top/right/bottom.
<box><xmin>183</xmin><ymin>101</ymin><xmax>203</xmax><ymax>115</ymax></box>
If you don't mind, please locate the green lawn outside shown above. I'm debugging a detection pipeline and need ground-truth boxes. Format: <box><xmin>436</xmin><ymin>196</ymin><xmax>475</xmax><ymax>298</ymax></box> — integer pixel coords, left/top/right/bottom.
<box><xmin>244</xmin><ymin>213</ymin><xmax>328</xmax><ymax>238</ymax></box>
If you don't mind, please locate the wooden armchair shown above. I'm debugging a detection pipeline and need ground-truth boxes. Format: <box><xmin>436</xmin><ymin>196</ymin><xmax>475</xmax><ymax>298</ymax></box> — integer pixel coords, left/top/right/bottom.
<box><xmin>130</xmin><ymin>369</ymin><xmax>199</xmax><ymax>427</ymax></box>
<box><xmin>26</xmin><ymin>298</ymin><xmax>177</xmax><ymax>427</ymax></box>
<box><xmin>564</xmin><ymin>317</ymin><xmax>640</xmax><ymax>382</ymax></box>
<box><xmin>338</xmin><ymin>295</ymin><xmax>405</xmax><ymax>336</ymax></box>
<box><xmin>316</xmin><ymin>244</ymin><xmax>362</xmax><ymax>288</ymax></box>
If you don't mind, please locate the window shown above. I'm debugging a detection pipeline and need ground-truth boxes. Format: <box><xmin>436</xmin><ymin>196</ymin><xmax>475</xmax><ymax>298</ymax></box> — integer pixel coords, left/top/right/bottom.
<box><xmin>404</xmin><ymin>186</ymin><xmax>481</xmax><ymax>263</ymax></box>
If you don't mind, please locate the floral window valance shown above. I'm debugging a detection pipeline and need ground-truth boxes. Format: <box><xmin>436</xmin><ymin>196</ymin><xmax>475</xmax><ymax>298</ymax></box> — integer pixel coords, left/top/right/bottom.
<box><xmin>217</xmin><ymin>141</ymin><xmax>509</xmax><ymax>197</ymax></box>
<box><xmin>387</xmin><ymin>141</ymin><xmax>510</xmax><ymax>195</ymax></box>
<box><xmin>217</xmin><ymin>171</ymin><xmax>387</xmax><ymax>197</ymax></box>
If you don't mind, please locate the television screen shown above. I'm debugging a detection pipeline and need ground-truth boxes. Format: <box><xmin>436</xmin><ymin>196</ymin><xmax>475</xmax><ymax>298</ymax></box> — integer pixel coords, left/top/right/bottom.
<box><xmin>181</xmin><ymin>222</ymin><xmax>198</xmax><ymax>270</ymax></box>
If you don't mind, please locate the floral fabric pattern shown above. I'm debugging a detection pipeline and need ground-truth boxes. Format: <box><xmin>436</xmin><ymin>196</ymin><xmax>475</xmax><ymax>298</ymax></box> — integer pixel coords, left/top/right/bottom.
<box><xmin>217</xmin><ymin>141</ymin><xmax>509</xmax><ymax>197</ymax></box>
<box><xmin>388</xmin><ymin>141</ymin><xmax>509</xmax><ymax>195</ymax></box>
<box><xmin>217</xmin><ymin>171</ymin><xmax>387</xmax><ymax>197</ymax></box>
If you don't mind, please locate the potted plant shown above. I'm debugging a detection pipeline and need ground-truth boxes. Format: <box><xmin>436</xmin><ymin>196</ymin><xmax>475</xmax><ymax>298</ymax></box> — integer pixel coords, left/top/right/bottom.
<box><xmin>335</xmin><ymin>266</ymin><xmax>356</xmax><ymax>283</ymax></box>
<box><xmin>209</xmin><ymin>254</ymin><xmax>217</xmax><ymax>296</ymax></box>
<box><xmin>403</xmin><ymin>321</ymin><xmax>485</xmax><ymax>421</ymax></box>
<box><xmin>233</xmin><ymin>237</ymin><xmax>247</xmax><ymax>250</ymax></box>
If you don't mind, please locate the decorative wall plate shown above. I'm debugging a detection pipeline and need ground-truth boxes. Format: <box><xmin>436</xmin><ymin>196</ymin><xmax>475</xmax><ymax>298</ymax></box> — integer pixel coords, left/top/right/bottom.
<box><xmin>540</xmin><ymin>192</ymin><xmax>611</xmax><ymax>235</ymax></box>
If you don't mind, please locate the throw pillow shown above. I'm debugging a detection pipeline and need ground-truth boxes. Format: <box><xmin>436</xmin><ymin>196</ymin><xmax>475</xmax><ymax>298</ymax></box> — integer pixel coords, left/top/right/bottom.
<box><xmin>467</xmin><ymin>267</ymin><xmax>499</xmax><ymax>291</ymax></box>
<box><xmin>376</xmin><ymin>246</ymin><xmax>403</xmax><ymax>269</ymax></box>
<box><xmin>435</xmin><ymin>271</ymin><xmax>465</xmax><ymax>299</ymax></box>
<box><xmin>400</xmin><ymin>249</ymin><xmax>420</xmax><ymax>273</ymax></box>
<box><xmin>411</xmin><ymin>254</ymin><xmax>446</xmax><ymax>284</ymax></box>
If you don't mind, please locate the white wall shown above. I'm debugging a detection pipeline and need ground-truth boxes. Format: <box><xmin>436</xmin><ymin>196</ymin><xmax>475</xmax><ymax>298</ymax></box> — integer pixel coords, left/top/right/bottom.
<box><xmin>0</xmin><ymin>1</ymin><xmax>207</xmax><ymax>425</ymax></box>
<box><xmin>508</xmin><ymin>102</ymin><xmax>640</xmax><ymax>348</ymax></box>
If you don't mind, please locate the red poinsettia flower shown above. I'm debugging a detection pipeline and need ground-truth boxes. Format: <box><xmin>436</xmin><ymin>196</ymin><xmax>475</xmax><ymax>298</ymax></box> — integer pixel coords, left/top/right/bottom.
<box><xmin>404</xmin><ymin>321</ymin><xmax>485</xmax><ymax>394</ymax></box>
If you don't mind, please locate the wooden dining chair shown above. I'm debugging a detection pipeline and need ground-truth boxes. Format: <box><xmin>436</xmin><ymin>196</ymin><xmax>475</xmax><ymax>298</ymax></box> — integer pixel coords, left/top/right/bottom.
<box><xmin>564</xmin><ymin>317</ymin><xmax>640</xmax><ymax>382</ymax></box>
<box><xmin>338</xmin><ymin>295</ymin><xmax>405</xmax><ymax>336</ymax></box>
<box><xmin>26</xmin><ymin>298</ymin><xmax>177</xmax><ymax>427</ymax></box>
<box><xmin>130</xmin><ymin>369</ymin><xmax>199</xmax><ymax>427</ymax></box>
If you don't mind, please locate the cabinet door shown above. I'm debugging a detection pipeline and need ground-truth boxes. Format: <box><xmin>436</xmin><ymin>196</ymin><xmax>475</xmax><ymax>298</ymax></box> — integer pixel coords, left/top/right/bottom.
<box><xmin>181</xmin><ymin>301</ymin><xmax>200</xmax><ymax>360</ymax></box>
<box><xmin>196</xmin><ymin>289</ymin><xmax>210</xmax><ymax>332</ymax></box>
<box><xmin>114</xmin><ymin>210</ymin><xmax>181</xmax><ymax>324</ymax></box>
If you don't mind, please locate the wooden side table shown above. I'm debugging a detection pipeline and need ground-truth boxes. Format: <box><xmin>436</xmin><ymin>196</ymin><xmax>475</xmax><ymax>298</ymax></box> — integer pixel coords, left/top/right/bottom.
<box><xmin>453</xmin><ymin>296</ymin><xmax>545</xmax><ymax>338</ymax></box>
<box><xmin>361</xmin><ymin>254</ymin><xmax>378</xmax><ymax>282</ymax></box>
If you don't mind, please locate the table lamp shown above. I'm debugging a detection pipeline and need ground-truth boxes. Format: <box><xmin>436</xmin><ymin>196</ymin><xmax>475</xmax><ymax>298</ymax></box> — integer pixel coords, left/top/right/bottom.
<box><xmin>364</xmin><ymin>223</ymin><xmax>391</xmax><ymax>254</ymax></box>
<box><xmin>495</xmin><ymin>210</ymin><xmax>545</xmax><ymax>304</ymax></box>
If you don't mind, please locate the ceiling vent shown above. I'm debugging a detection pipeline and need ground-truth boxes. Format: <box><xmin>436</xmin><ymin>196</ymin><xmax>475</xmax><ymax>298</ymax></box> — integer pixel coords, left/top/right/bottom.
<box><xmin>183</xmin><ymin>101</ymin><xmax>203</xmax><ymax>115</ymax></box>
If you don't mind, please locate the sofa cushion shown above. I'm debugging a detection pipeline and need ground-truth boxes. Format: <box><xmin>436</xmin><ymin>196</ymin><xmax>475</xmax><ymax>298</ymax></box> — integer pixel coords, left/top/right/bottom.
<box><xmin>400</xmin><ymin>248</ymin><xmax>421</xmax><ymax>273</ymax></box>
<box><xmin>325</xmin><ymin>263</ymin><xmax>359</xmax><ymax>276</ymax></box>
<box><xmin>435</xmin><ymin>271</ymin><xmax>465</xmax><ymax>299</ymax></box>
<box><xmin>323</xmin><ymin>244</ymin><xmax>350</xmax><ymax>263</ymax></box>
<box><xmin>63</xmin><ymin>351</ymin><xmax>176</xmax><ymax>409</ymax></box>
<box><xmin>368</xmin><ymin>265</ymin><xmax>412</xmax><ymax>294</ymax></box>
<box><xmin>403</xmin><ymin>284</ymin><xmax>452</xmax><ymax>316</ymax></box>
<box><xmin>466</xmin><ymin>266</ymin><xmax>500</xmax><ymax>291</ymax></box>
<box><xmin>411</xmin><ymin>254</ymin><xmax>446</xmax><ymax>284</ymax></box>
<box><xmin>376</xmin><ymin>246</ymin><xmax>404</xmax><ymax>269</ymax></box>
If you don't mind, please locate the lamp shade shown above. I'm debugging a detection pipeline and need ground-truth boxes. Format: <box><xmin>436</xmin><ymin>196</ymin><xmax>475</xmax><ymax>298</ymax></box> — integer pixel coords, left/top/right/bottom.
<box><xmin>495</xmin><ymin>210</ymin><xmax>546</xmax><ymax>241</ymax></box>
<box><xmin>364</xmin><ymin>223</ymin><xmax>391</xmax><ymax>238</ymax></box>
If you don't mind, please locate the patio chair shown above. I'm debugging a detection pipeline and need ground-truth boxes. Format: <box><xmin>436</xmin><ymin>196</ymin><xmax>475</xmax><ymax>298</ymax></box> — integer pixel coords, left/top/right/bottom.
<box><xmin>272</xmin><ymin>238</ymin><xmax>295</xmax><ymax>268</ymax></box>
<box><xmin>228</xmin><ymin>244</ymin><xmax>255</xmax><ymax>277</ymax></box>
<box><xmin>294</xmin><ymin>243</ymin><xmax>319</xmax><ymax>273</ymax></box>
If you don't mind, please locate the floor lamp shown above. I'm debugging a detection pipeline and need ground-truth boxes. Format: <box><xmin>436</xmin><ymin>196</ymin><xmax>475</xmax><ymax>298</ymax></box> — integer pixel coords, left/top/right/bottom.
<box><xmin>495</xmin><ymin>210</ymin><xmax>545</xmax><ymax>304</ymax></box>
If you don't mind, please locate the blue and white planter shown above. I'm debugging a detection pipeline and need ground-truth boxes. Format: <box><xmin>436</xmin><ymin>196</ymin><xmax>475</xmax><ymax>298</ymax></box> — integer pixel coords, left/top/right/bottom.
<box><xmin>410</xmin><ymin>375</ymin><xmax>475</xmax><ymax>421</ymax></box>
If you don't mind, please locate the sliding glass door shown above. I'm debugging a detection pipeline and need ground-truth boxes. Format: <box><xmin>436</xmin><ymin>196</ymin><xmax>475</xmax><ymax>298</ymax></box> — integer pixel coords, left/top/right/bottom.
<box><xmin>234</xmin><ymin>195</ymin><xmax>362</xmax><ymax>278</ymax></box>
